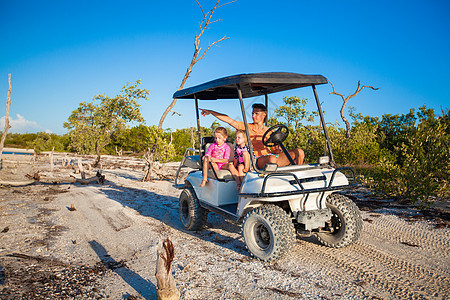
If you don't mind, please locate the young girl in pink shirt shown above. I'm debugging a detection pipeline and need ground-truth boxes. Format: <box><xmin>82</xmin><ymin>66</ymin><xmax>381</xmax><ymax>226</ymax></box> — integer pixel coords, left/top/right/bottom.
<box><xmin>200</xmin><ymin>127</ymin><xmax>231</xmax><ymax>187</ymax></box>
<box><xmin>228</xmin><ymin>130</ymin><xmax>251</xmax><ymax>190</ymax></box>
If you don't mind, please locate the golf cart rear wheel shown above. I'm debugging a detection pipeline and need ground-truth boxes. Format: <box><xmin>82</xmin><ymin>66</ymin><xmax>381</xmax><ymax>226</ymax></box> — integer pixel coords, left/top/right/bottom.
<box><xmin>242</xmin><ymin>204</ymin><xmax>295</xmax><ymax>262</ymax></box>
<box><xmin>178</xmin><ymin>186</ymin><xmax>208</xmax><ymax>231</ymax></box>
<box><xmin>316</xmin><ymin>193</ymin><xmax>362</xmax><ymax>248</ymax></box>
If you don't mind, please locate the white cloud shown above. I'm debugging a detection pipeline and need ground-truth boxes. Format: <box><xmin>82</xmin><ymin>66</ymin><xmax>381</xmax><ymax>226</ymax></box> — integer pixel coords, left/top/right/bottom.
<box><xmin>0</xmin><ymin>114</ymin><xmax>41</xmax><ymax>133</ymax></box>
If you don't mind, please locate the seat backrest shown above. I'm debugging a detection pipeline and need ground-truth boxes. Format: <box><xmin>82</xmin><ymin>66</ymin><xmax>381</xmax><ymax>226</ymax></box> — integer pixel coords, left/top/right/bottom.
<box><xmin>200</xmin><ymin>136</ymin><xmax>214</xmax><ymax>156</ymax></box>
<box><xmin>204</xmin><ymin>141</ymin><xmax>234</xmax><ymax>163</ymax></box>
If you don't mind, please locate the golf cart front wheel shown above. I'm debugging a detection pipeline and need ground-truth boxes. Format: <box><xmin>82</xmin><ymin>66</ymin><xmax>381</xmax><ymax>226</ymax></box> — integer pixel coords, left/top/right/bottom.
<box><xmin>178</xmin><ymin>186</ymin><xmax>208</xmax><ymax>231</ymax></box>
<box><xmin>316</xmin><ymin>193</ymin><xmax>362</xmax><ymax>248</ymax></box>
<box><xmin>242</xmin><ymin>204</ymin><xmax>295</xmax><ymax>262</ymax></box>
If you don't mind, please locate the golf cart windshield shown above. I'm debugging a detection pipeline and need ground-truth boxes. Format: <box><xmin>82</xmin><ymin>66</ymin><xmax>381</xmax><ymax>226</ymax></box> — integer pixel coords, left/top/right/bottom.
<box><xmin>173</xmin><ymin>72</ymin><xmax>327</xmax><ymax>100</ymax></box>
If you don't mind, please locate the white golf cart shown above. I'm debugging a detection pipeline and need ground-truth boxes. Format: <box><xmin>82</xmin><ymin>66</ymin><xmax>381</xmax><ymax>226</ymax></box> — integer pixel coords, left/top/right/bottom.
<box><xmin>173</xmin><ymin>72</ymin><xmax>362</xmax><ymax>261</ymax></box>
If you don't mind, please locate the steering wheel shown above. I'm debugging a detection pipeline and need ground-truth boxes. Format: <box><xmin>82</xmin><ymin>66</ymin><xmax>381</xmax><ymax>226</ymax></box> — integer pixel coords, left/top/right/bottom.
<box><xmin>262</xmin><ymin>124</ymin><xmax>290</xmax><ymax>147</ymax></box>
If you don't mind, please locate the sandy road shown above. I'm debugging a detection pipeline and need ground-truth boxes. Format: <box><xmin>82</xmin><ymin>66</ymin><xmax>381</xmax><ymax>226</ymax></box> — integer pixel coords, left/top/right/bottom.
<box><xmin>1</xmin><ymin>167</ymin><xmax>449</xmax><ymax>299</ymax></box>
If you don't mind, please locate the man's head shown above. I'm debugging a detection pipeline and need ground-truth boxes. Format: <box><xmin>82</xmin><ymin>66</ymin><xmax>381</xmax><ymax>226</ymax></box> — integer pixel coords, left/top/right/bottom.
<box><xmin>252</xmin><ymin>103</ymin><xmax>268</xmax><ymax>123</ymax></box>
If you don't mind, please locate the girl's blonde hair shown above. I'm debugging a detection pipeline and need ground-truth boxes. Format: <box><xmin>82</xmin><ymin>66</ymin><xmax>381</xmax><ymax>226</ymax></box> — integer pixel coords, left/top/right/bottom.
<box><xmin>235</xmin><ymin>129</ymin><xmax>248</xmax><ymax>146</ymax></box>
<box><xmin>214</xmin><ymin>126</ymin><xmax>228</xmax><ymax>139</ymax></box>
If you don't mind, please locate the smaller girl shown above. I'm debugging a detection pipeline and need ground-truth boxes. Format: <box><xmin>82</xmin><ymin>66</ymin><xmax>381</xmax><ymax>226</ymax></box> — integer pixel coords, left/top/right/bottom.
<box><xmin>200</xmin><ymin>127</ymin><xmax>231</xmax><ymax>187</ymax></box>
<box><xmin>229</xmin><ymin>130</ymin><xmax>251</xmax><ymax>190</ymax></box>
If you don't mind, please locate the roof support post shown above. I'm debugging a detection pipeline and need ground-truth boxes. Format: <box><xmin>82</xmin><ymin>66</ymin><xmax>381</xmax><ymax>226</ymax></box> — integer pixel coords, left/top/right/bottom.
<box><xmin>194</xmin><ymin>95</ymin><xmax>203</xmax><ymax>157</ymax></box>
<box><xmin>312</xmin><ymin>84</ymin><xmax>335</xmax><ymax>163</ymax></box>
<box><xmin>264</xmin><ymin>93</ymin><xmax>268</xmax><ymax>126</ymax></box>
<box><xmin>236</xmin><ymin>84</ymin><xmax>261</xmax><ymax>173</ymax></box>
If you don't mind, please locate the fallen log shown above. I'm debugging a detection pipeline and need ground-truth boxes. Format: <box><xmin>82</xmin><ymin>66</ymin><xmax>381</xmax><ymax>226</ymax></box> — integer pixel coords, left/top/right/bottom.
<box><xmin>70</xmin><ymin>171</ymin><xmax>105</xmax><ymax>185</ymax></box>
<box><xmin>0</xmin><ymin>179</ymin><xmax>34</xmax><ymax>186</ymax></box>
<box><xmin>25</xmin><ymin>172</ymin><xmax>40</xmax><ymax>181</ymax></box>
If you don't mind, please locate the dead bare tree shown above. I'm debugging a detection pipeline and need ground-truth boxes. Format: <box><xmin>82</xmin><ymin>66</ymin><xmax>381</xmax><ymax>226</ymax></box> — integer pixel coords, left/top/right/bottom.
<box><xmin>0</xmin><ymin>74</ymin><xmax>12</xmax><ymax>159</ymax></box>
<box><xmin>329</xmin><ymin>80</ymin><xmax>379</xmax><ymax>138</ymax></box>
<box><xmin>50</xmin><ymin>146</ymin><xmax>55</xmax><ymax>173</ymax></box>
<box><xmin>142</xmin><ymin>145</ymin><xmax>157</xmax><ymax>181</ymax></box>
<box><xmin>158</xmin><ymin>0</ymin><xmax>235</xmax><ymax>130</ymax></box>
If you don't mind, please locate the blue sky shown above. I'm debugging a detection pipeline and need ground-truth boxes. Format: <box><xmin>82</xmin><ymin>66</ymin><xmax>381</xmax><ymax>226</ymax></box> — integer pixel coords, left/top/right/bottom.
<box><xmin>0</xmin><ymin>0</ymin><xmax>449</xmax><ymax>134</ymax></box>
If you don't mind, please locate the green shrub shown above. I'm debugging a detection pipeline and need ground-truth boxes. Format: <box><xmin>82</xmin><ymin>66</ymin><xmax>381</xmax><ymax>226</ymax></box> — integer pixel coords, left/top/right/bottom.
<box><xmin>367</xmin><ymin>106</ymin><xmax>450</xmax><ymax>202</ymax></box>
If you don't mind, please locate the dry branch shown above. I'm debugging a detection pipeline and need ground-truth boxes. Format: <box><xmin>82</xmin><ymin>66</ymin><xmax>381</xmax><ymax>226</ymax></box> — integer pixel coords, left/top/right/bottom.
<box><xmin>158</xmin><ymin>0</ymin><xmax>234</xmax><ymax>129</ymax></box>
<box><xmin>329</xmin><ymin>79</ymin><xmax>379</xmax><ymax>138</ymax></box>
<box><xmin>70</xmin><ymin>170</ymin><xmax>105</xmax><ymax>185</ymax></box>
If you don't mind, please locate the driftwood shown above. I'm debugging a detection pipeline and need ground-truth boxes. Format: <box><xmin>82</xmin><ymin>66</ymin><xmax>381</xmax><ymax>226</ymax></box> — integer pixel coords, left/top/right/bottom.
<box><xmin>70</xmin><ymin>171</ymin><xmax>105</xmax><ymax>185</ymax></box>
<box><xmin>115</xmin><ymin>146</ymin><xmax>123</xmax><ymax>156</ymax></box>
<box><xmin>155</xmin><ymin>238</ymin><xmax>179</xmax><ymax>300</ymax></box>
<box><xmin>78</xmin><ymin>158</ymin><xmax>86</xmax><ymax>179</ymax></box>
<box><xmin>143</xmin><ymin>146</ymin><xmax>177</xmax><ymax>182</ymax></box>
<box><xmin>25</xmin><ymin>172</ymin><xmax>41</xmax><ymax>181</ymax></box>
<box><xmin>0</xmin><ymin>179</ymin><xmax>35</xmax><ymax>186</ymax></box>
<box><xmin>86</xmin><ymin>163</ymin><xmax>92</xmax><ymax>176</ymax></box>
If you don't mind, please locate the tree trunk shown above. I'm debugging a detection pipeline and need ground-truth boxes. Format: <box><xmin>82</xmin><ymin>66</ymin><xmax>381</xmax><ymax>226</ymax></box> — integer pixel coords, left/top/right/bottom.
<box><xmin>50</xmin><ymin>146</ymin><xmax>55</xmax><ymax>173</ymax></box>
<box><xmin>158</xmin><ymin>0</ymin><xmax>231</xmax><ymax>130</ymax></box>
<box><xmin>143</xmin><ymin>151</ymin><xmax>154</xmax><ymax>182</ymax></box>
<box><xmin>0</xmin><ymin>74</ymin><xmax>12</xmax><ymax>159</ymax></box>
<box><xmin>94</xmin><ymin>144</ymin><xmax>101</xmax><ymax>167</ymax></box>
<box><xmin>155</xmin><ymin>238</ymin><xmax>179</xmax><ymax>300</ymax></box>
<box><xmin>340</xmin><ymin>103</ymin><xmax>351</xmax><ymax>138</ymax></box>
<box><xmin>78</xmin><ymin>158</ymin><xmax>86</xmax><ymax>179</ymax></box>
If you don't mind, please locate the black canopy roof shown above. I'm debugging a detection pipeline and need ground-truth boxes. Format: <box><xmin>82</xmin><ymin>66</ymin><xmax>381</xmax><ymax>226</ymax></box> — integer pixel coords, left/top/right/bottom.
<box><xmin>173</xmin><ymin>72</ymin><xmax>327</xmax><ymax>100</ymax></box>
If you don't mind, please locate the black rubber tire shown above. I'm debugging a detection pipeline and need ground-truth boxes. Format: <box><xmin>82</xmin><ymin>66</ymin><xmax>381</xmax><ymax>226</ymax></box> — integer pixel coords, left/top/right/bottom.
<box><xmin>242</xmin><ymin>204</ymin><xmax>295</xmax><ymax>262</ymax></box>
<box><xmin>316</xmin><ymin>193</ymin><xmax>362</xmax><ymax>248</ymax></box>
<box><xmin>178</xmin><ymin>186</ymin><xmax>208</xmax><ymax>231</ymax></box>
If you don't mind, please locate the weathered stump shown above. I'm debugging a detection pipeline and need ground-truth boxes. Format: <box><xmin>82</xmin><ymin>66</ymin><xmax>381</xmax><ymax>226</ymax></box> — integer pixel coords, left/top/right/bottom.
<box><xmin>155</xmin><ymin>238</ymin><xmax>180</xmax><ymax>300</ymax></box>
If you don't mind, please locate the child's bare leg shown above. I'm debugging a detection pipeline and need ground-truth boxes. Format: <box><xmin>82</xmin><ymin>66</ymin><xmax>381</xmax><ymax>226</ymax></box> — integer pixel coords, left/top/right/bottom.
<box><xmin>242</xmin><ymin>152</ymin><xmax>250</xmax><ymax>172</ymax></box>
<box><xmin>225</xmin><ymin>163</ymin><xmax>241</xmax><ymax>188</ymax></box>
<box><xmin>210</xmin><ymin>161</ymin><xmax>219</xmax><ymax>175</ymax></box>
<box><xmin>237</xmin><ymin>164</ymin><xmax>245</xmax><ymax>176</ymax></box>
<box><xmin>237</xmin><ymin>164</ymin><xmax>246</xmax><ymax>189</ymax></box>
<box><xmin>200</xmin><ymin>157</ymin><xmax>210</xmax><ymax>187</ymax></box>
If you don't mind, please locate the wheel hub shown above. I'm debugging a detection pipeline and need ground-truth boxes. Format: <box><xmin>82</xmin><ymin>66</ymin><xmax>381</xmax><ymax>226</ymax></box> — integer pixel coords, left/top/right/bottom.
<box><xmin>254</xmin><ymin>223</ymin><xmax>271</xmax><ymax>249</ymax></box>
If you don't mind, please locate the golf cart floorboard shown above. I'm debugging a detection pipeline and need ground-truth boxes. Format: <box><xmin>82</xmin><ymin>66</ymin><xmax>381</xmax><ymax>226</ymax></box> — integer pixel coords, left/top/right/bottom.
<box><xmin>200</xmin><ymin>201</ymin><xmax>239</xmax><ymax>222</ymax></box>
<box><xmin>219</xmin><ymin>203</ymin><xmax>238</xmax><ymax>214</ymax></box>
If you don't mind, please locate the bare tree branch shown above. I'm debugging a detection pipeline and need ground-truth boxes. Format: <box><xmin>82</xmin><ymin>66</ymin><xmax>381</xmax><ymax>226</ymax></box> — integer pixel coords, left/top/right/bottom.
<box><xmin>329</xmin><ymin>79</ymin><xmax>379</xmax><ymax>138</ymax></box>
<box><xmin>194</xmin><ymin>0</ymin><xmax>206</xmax><ymax>19</ymax></box>
<box><xmin>170</xmin><ymin>110</ymin><xmax>182</xmax><ymax>117</ymax></box>
<box><xmin>158</xmin><ymin>0</ymin><xmax>235</xmax><ymax>129</ymax></box>
<box><xmin>195</xmin><ymin>35</ymin><xmax>229</xmax><ymax>63</ymax></box>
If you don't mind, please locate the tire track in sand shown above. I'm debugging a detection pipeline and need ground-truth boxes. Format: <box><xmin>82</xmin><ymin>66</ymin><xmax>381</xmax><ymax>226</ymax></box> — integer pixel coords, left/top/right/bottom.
<box><xmin>284</xmin><ymin>213</ymin><xmax>450</xmax><ymax>299</ymax></box>
<box><xmin>363</xmin><ymin>212</ymin><xmax>449</xmax><ymax>258</ymax></box>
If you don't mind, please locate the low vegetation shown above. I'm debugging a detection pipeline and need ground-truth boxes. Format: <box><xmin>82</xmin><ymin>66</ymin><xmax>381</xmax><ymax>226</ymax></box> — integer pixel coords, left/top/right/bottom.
<box><xmin>2</xmin><ymin>97</ymin><xmax>448</xmax><ymax>204</ymax></box>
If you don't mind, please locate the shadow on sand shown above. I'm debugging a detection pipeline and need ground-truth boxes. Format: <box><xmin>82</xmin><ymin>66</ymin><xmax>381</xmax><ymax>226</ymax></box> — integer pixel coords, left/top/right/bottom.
<box><xmin>88</xmin><ymin>240</ymin><xmax>157</xmax><ymax>300</ymax></box>
<box><xmin>97</xmin><ymin>180</ymin><xmax>248</xmax><ymax>257</ymax></box>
